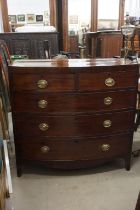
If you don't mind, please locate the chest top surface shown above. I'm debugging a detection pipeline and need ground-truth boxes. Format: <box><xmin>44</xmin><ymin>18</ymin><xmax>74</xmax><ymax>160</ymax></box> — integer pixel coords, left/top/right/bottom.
<box><xmin>8</xmin><ymin>58</ymin><xmax>139</xmax><ymax>72</ymax></box>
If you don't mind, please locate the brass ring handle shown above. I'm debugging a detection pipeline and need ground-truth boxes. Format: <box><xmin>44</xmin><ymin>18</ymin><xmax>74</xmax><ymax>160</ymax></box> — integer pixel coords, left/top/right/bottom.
<box><xmin>37</xmin><ymin>79</ymin><xmax>48</xmax><ymax>89</ymax></box>
<box><xmin>40</xmin><ymin>146</ymin><xmax>50</xmax><ymax>154</ymax></box>
<box><xmin>105</xmin><ymin>78</ymin><xmax>115</xmax><ymax>87</ymax></box>
<box><xmin>104</xmin><ymin>97</ymin><xmax>113</xmax><ymax>105</ymax></box>
<box><xmin>38</xmin><ymin>100</ymin><xmax>48</xmax><ymax>109</ymax></box>
<box><xmin>101</xmin><ymin>144</ymin><xmax>111</xmax><ymax>152</ymax></box>
<box><xmin>103</xmin><ymin>120</ymin><xmax>112</xmax><ymax>128</ymax></box>
<box><xmin>39</xmin><ymin>123</ymin><xmax>49</xmax><ymax>131</ymax></box>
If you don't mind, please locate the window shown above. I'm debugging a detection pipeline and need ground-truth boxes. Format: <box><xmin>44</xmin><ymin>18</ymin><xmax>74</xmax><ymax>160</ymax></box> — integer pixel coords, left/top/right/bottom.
<box><xmin>68</xmin><ymin>0</ymin><xmax>91</xmax><ymax>44</ymax></box>
<box><xmin>0</xmin><ymin>12</ymin><xmax>3</xmax><ymax>32</ymax></box>
<box><xmin>125</xmin><ymin>0</ymin><xmax>140</xmax><ymax>25</ymax></box>
<box><xmin>98</xmin><ymin>0</ymin><xmax>120</xmax><ymax>30</ymax></box>
<box><xmin>125</xmin><ymin>0</ymin><xmax>140</xmax><ymax>16</ymax></box>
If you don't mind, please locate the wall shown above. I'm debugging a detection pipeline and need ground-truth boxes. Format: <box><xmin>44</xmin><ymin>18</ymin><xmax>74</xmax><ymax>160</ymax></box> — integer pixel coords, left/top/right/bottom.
<box><xmin>7</xmin><ymin>0</ymin><xmax>49</xmax><ymax>15</ymax></box>
<box><xmin>7</xmin><ymin>0</ymin><xmax>50</xmax><ymax>26</ymax></box>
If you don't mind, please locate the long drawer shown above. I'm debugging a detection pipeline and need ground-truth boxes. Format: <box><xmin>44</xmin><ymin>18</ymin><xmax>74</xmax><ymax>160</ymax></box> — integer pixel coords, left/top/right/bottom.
<box><xmin>79</xmin><ymin>70</ymin><xmax>138</xmax><ymax>91</ymax></box>
<box><xmin>14</xmin><ymin>110</ymin><xmax>135</xmax><ymax>137</ymax></box>
<box><xmin>12</xmin><ymin>90</ymin><xmax>136</xmax><ymax>113</ymax></box>
<box><xmin>18</xmin><ymin>133</ymin><xmax>131</xmax><ymax>161</ymax></box>
<box><xmin>11</xmin><ymin>69</ymin><xmax>138</xmax><ymax>93</ymax></box>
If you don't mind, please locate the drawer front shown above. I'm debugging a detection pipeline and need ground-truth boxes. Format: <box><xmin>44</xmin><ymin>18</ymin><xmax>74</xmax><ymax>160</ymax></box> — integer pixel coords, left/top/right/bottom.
<box><xmin>14</xmin><ymin>111</ymin><xmax>134</xmax><ymax>137</ymax></box>
<box><xmin>12</xmin><ymin>90</ymin><xmax>136</xmax><ymax>113</ymax></box>
<box><xmin>79</xmin><ymin>70</ymin><xmax>137</xmax><ymax>91</ymax></box>
<box><xmin>18</xmin><ymin>133</ymin><xmax>131</xmax><ymax>161</ymax></box>
<box><xmin>12</xmin><ymin>74</ymin><xmax>75</xmax><ymax>92</ymax></box>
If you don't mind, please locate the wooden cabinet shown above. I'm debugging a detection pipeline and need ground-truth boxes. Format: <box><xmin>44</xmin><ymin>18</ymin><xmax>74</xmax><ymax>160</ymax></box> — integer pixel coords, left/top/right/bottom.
<box><xmin>8</xmin><ymin>58</ymin><xmax>139</xmax><ymax>176</ymax></box>
<box><xmin>69</xmin><ymin>35</ymin><xmax>79</xmax><ymax>54</ymax></box>
<box><xmin>130</xmin><ymin>27</ymin><xmax>140</xmax><ymax>56</ymax></box>
<box><xmin>98</xmin><ymin>32</ymin><xmax>122</xmax><ymax>58</ymax></box>
<box><xmin>0</xmin><ymin>32</ymin><xmax>59</xmax><ymax>59</ymax></box>
<box><xmin>86</xmin><ymin>31</ymin><xmax>122</xmax><ymax>58</ymax></box>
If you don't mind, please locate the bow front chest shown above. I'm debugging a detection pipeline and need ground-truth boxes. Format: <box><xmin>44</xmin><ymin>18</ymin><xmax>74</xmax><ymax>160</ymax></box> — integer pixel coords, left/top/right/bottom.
<box><xmin>8</xmin><ymin>59</ymin><xmax>139</xmax><ymax>176</ymax></box>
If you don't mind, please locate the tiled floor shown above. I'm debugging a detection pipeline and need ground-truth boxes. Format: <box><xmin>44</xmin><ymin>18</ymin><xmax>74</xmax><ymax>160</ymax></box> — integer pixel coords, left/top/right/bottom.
<box><xmin>5</xmin><ymin>129</ymin><xmax>140</xmax><ymax>210</ymax></box>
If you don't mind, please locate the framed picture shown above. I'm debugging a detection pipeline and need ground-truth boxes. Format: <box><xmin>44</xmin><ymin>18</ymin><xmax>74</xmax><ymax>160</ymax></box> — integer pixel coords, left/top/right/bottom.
<box><xmin>36</xmin><ymin>15</ymin><xmax>43</xmax><ymax>22</ymax></box>
<box><xmin>27</xmin><ymin>14</ymin><xmax>35</xmax><ymax>23</ymax></box>
<box><xmin>17</xmin><ymin>14</ymin><xmax>25</xmax><ymax>22</ymax></box>
<box><xmin>69</xmin><ymin>15</ymin><xmax>78</xmax><ymax>24</ymax></box>
<box><xmin>8</xmin><ymin>15</ymin><xmax>17</xmax><ymax>23</ymax></box>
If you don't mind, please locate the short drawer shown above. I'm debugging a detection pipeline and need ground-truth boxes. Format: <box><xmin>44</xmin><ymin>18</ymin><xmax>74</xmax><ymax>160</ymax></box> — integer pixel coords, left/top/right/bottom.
<box><xmin>12</xmin><ymin>90</ymin><xmax>136</xmax><ymax>113</ymax></box>
<box><xmin>12</xmin><ymin>73</ymin><xmax>75</xmax><ymax>92</ymax></box>
<box><xmin>79</xmin><ymin>70</ymin><xmax>138</xmax><ymax>91</ymax></box>
<box><xmin>18</xmin><ymin>133</ymin><xmax>131</xmax><ymax>161</ymax></box>
<box><xmin>14</xmin><ymin>110</ymin><xmax>135</xmax><ymax>137</ymax></box>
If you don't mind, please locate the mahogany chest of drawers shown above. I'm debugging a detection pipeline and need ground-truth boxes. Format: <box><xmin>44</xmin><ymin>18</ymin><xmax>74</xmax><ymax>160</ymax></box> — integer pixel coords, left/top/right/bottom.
<box><xmin>8</xmin><ymin>59</ymin><xmax>139</xmax><ymax>176</ymax></box>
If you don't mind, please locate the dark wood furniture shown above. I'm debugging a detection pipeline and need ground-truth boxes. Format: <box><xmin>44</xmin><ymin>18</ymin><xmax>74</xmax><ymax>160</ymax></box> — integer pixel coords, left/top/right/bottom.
<box><xmin>85</xmin><ymin>31</ymin><xmax>122</xmax><ymax>58</ymax></box>
<box><xmin>131</xmin><ymin>27</ymin><xmax>140</xmax><ymax>57</ymax></box>
<box><xmin>133</xmin><ymin>28</ymin><xmax>140</xmax><ymax>131</ymax></box>
<box><xmin>135</xmin><ymin>192</ymin><xmax>140</xmax><ymax>210</ymax></box>
<box><xmin>134</xmin><ymin>80</ymin><xmax>140</xmax><ymax>131</ymax></box>
<box><xmin>0</xmin><ymin>32</ymin><xmax>59</xmax><ymax>59</ymax></box>
<box><xmin>69</xmin><ymin>35</ymin><xmax>79</xmax><ymax>56</ymax></box>
<box><xmin>8</xmin><ymin>58</ymin><xmax>139</xmax><ymax>176</ymax></box>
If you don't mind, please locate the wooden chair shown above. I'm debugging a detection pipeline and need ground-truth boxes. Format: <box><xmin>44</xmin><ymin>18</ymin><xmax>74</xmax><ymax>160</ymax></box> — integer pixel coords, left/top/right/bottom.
<box><xmin>0</xmin><ymin>55</ymin><xmax>12</xmax><ymax>200</ymax></box>
<box><xmin>0</xmin><ymin>40</ymin><xmax>12</xmax><ymax>66</ymax></box>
